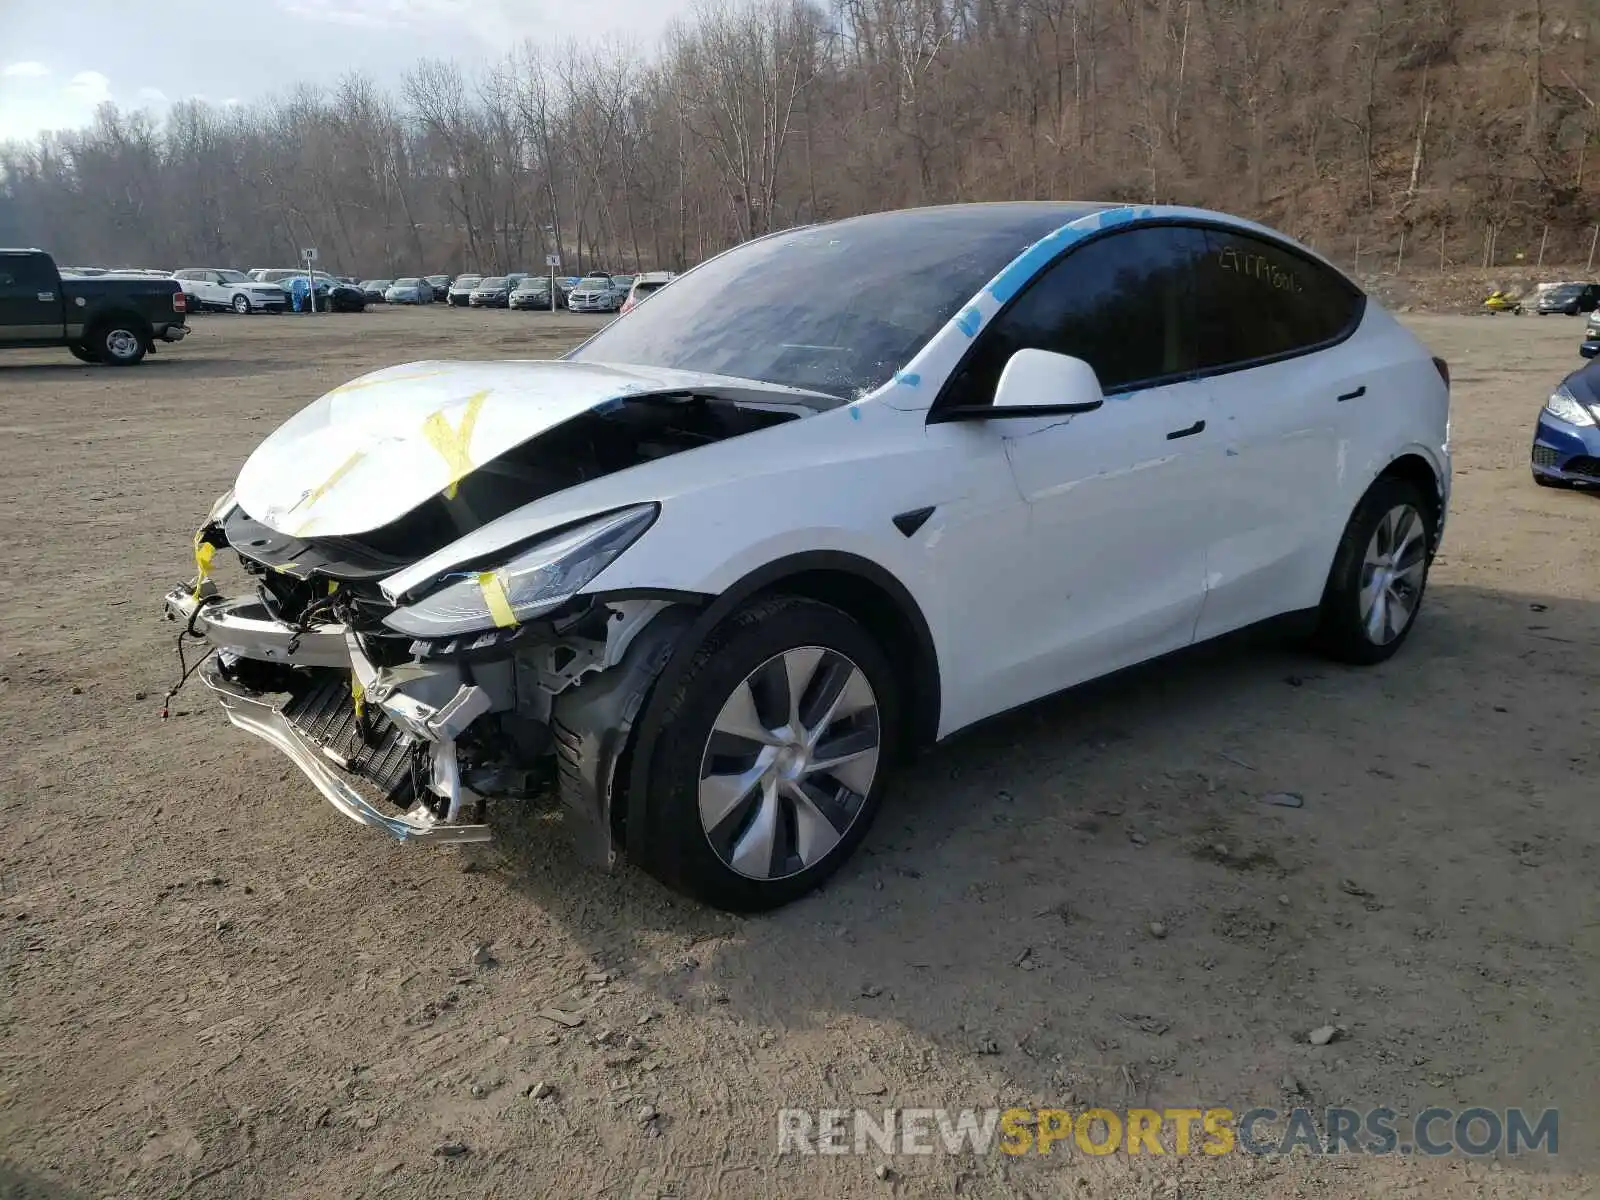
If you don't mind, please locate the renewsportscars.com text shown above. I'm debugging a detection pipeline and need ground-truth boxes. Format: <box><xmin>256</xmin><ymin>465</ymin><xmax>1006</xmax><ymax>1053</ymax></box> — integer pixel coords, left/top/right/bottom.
<box><xmin>777</xmin><ymin>1106</ymin><xmax>1559</xmax><ymax>1158</ymax></box>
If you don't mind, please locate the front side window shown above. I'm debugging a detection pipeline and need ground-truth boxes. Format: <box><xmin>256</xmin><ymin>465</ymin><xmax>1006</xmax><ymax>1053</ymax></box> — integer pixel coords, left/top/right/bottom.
<box><xmin>1194</xmin><ymin>229</ymin><xmax>1363</xmax><ymax>370</ymax></box>
<box><xmin>944</xmin><ymin>224</ymin><xmax>1205</xmax><ymax>405</ymax></box>
<box><xmin>1</xmin><ymin>255</ymin><xmax>53</xmax><ymax>291</ymax></box>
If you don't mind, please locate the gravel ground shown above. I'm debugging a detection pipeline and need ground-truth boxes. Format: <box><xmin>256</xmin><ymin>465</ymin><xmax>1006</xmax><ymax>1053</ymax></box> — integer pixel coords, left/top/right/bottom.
<box><xmin>0</xmin><ymin>305</ymin><xmax>1596</xmax><ymax>1199</ymax></box>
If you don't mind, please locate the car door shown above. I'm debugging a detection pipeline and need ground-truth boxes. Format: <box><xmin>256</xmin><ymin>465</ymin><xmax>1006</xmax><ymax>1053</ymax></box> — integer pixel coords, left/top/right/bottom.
<box><xmin>929</xmin><ymin>223</ymin><xmax>1216</xmax><ymax>720</ymax></box>
<box><xmin>0</xmin><ymin>252</ymin><xmax>64</xmax><ymax>342</ymax></box>
<box><xmin>1189</xmin><ymin>226</ymin><xmax>1367</xmax><ymax>640</ymax></box>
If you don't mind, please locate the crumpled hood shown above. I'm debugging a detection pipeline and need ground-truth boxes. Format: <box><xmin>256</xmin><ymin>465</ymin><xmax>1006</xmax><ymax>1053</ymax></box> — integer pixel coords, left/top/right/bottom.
<box><xmin>234</xmin><ymin>359</ymin><xmax>818</xmax><ymax>538</ymax></box>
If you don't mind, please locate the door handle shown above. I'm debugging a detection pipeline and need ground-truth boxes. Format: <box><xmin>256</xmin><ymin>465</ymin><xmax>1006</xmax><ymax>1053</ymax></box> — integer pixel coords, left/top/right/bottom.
<box><xmin>1166</xmin><ymin>419</ymin><xmax>1206</xmax><ymax>440</ymax></box>
<box><xmin>36</xmin><ymin>292</ymin><xmax>55</xmax><ymax>302</ymax></box>
<box><xmin>1337</xmin><ymin>385</ymin><xmax>1366</xmax><ymax>402</ymax></box>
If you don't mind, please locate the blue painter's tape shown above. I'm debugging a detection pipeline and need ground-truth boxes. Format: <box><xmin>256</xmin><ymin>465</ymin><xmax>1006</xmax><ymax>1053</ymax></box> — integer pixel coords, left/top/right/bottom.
<box><xmin>985</xmin><ymin>206</ymin><xmax>1154</xmax><ymax>304</ymax></box>
<box><xmin>894</xmin><ymin>370</ymin><xmax>922</xmax><ymax>387</ymax></box>
<box><xmin>849</xmin><ymin>406</ymin><xmax>862</xmax><ymax>421</ymax></box>
<box><xmin>955</xmin><ymin>307</ymin><xmax>982</xmax><ymax>337</ymax></box>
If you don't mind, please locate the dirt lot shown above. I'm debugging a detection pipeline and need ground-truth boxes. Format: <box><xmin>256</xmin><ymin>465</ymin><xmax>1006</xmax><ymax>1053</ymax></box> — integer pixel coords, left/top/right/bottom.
<box><xmin>1</xmin><ymin>305</ymin><xmax>1598</xmax><ymax>1199</ymax></box>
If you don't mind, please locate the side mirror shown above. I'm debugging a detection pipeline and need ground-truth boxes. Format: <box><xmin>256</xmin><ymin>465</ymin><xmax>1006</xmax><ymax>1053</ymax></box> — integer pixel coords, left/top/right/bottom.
<box><xmin>1580</xmin><ymin>341</ymin><xmax>1599</xmax><ymax>360</ymax></box>
<box><xmin>935</xmin><ymin>348</ymin><xmax>1106</xmax><ymax>422</ymax></box>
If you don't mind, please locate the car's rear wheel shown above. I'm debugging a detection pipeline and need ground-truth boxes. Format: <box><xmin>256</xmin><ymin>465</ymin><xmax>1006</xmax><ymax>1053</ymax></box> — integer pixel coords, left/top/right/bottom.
<box><xmin>232</xmin><ymin>293</ymin><xmax>251</xmax><ymax>314</ymax></box>
<box><xmin>1313</xmin><ymin>476</ymin><xmax>1435</xmax><ymax>665</ymax></box>
<box><xmin>638</xmin><ymin>596</ymin><xmax>899</xmax><ymax>912</ymax></box>
<box><xmin>94</xmin><ymin>320</ymin><xmax>148</xmax><ymax>366</ymax></box>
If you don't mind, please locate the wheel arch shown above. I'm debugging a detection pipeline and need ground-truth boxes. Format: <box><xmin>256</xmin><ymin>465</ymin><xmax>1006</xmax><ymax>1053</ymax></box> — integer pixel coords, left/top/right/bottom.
<box><xmin>616</xmin><ymin>550</ymin><xmax>942</xmax><ymax>863</ymax></box>
<box><xmin>86</xmin><ymin>305</ymin><xmax>153</xmax><ymax>341</ymax></box>
<box><xmin>1372</xmin><ymin>450</ymin><xmax>1446</xmax><ymax>543</ymax></box>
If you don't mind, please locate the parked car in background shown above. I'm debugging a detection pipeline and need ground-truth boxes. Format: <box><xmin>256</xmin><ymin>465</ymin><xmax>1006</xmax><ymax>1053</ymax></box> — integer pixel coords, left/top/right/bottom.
<box><xmin>278</xmin><ymin>274</ymin><xmax>367</xmax><ymax>313</ymax></box>
<box><xmin>509</xmin><ymin>276</ymin><xmax>564</xmax><ymax>310</ymax></box>
<box><xmin>161</xmin><ymin>201</ymin><xmax>1452</xmax><ymax>911</ymax></box>
<box><xmin>425</xmin><ymin>274</ymin><xmax>451</xmax><ymax>301</ymax></box>
<box><xmin>1532</xmin><ymin>357</ymin><xmax>1600</xmax><ymax>486</ymax></box>
<box><xmin>385</xmin><ymin>278</ymin><xmax>434</xmax><ymax>305</ymax></box>
<box><xmin>447</xmin><ymin>275</ymin><xmax>481</xmax><ymax>307</ymax></box>
<box><xmin>567</xmin><ymin>274</ymin><xmax>624</xmax><ymax>313</ymax></box>
<box><xmin>619</xmin><ymin>270</ymin><xmax>676</xmax><ymax>315</ymax></box>
<box><xmin>2</xmin><ymin>247</ymin><xmax>188</xmax><ymax>364</ymax></box>
<box><xmin>360</xmin><ymin>280</ymin><xmax>392</xmax><ymax>304</ymax></box>
<box><xmin>1536</xmin><ymin>282</ymin><xmax>1600</xmax><ymax>316</ymax></box>
<box><xmin>173</xmin><ymin>268</ymin><xmax>288</xmax><ymax>314</ymax></box>
<box><xmin>470</xmin><ymin>276</ymin><xmax>512</xmax><ymax>308</ymax></box>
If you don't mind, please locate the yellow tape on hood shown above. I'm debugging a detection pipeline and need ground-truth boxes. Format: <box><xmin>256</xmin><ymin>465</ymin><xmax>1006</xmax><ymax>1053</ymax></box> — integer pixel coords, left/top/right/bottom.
<box><xmin>422</xmin><ymin>389</ymin><xmax>489</xmax><ymax>500</ymax></box>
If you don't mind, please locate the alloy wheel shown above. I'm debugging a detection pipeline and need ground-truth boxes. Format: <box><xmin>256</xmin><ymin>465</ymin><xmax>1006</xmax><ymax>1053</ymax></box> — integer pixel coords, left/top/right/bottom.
<box><xmin>698</xmin><ymin>646</ymin><xmax>881</xmax><ymax>881</ymax></box>
<box><xmin>1359</xmin><ymin>503</ymin><xmax>1428</xmax><ymax>645</ymax></box>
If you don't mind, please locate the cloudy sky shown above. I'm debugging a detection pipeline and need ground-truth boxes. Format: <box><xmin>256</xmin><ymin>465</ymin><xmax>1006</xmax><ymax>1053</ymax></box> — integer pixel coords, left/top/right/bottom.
<box><xmin>0</xmin><ymin>0</ymin><xmax>699</xmax><ymax>143</ymax></box>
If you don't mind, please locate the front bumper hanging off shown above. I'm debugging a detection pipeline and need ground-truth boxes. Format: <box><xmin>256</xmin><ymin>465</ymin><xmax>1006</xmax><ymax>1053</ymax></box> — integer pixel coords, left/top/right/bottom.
<box><xmin>163</xmin><ymin>583</ymin><xmax>493</xmax><ymax>845</ymax></box>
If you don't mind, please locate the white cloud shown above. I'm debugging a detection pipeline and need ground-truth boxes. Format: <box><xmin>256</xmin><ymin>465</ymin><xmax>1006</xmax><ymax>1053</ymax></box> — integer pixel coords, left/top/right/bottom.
<box><xmin>65</xmin><ymin>70</ymin><xmax>111</xmax><ymax>104</ymax></box>
<box><xmin>2</xmin><ymin>61</ymin><xmax>51</xmax><ymax>79</ymax></box>
<box><xmin>224</xmin><ymin>97</ymin><xmax>240</xmax><ymax>107</ymax></box>
<box><xmin>137</xmin><ymin>86</ymin><xmax>169</xmax><ymax>105</ymax></box>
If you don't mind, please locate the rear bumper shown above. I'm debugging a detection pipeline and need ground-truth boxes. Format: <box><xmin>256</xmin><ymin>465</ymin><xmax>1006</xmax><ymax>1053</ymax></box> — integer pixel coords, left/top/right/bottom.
<box><xmin>158</xmin><ymin>324</ymin><xmax>189</xmax><ymax>342</ymax></box>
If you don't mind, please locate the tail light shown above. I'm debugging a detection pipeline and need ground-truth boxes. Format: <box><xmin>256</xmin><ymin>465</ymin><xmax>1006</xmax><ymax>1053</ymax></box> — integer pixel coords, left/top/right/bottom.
<box><xmin>1431</xmin><ymin>356</ymin><xmax>1449</xmax><ymax>387</ymax></box>
<box><xmin>173</xmin><ymin>290</ymin><xmax>187</xmax><ymax>313</ymax></box>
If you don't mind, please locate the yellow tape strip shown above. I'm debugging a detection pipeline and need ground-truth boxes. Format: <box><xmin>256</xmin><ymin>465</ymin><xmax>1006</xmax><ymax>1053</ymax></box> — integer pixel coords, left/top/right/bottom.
<box><xmin>421</xmin><ymin>389</ymin><xmax>490</xmax><ymax>500</ymax></box>
<box><xmin>351</xmin><ymin>674</ymin><xmax>365</xmax><ymax>718</ymax></box>
<box><xmin>191</xmin><ymin>538</ymin><xmax>215</xmax><ymax>600</ymax></box>
<box><xmin>327</xmin><ymin>369</ymin><xmax>448</xmax><ymax>396</ymax></box>
<box><xmin>292</xmin><ymin>450</ymin><xmax>365</xmax><ymax>517</ymax></box>
<box><xmin>478</xmin><ymin>571</ymin><xmax>519</xmax><ymax>628</ymax></box>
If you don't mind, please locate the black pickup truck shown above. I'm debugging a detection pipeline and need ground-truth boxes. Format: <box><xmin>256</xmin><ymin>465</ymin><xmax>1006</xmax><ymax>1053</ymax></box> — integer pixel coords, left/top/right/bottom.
<box><xmin>0</xmin><ymin>249</ymin><xmax>189</xmax><ymax>365</ymax></box>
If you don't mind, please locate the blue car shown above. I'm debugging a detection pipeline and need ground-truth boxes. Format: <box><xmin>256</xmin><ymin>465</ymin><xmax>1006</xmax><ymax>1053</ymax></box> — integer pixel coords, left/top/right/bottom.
<box><xmin>1532</xmin><ymin>356</ymin><xmax>1600</xmax><ymax>487</ymax></box>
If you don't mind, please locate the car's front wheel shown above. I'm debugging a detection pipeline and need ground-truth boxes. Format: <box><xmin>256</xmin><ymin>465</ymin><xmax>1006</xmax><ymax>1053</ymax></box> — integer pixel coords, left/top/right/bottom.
<box><xmin>638</xmin><ymin>596</ymin><xmax>899</xmax><ymax>912</ymax></box>
<box><xmin>1313</xmin><ymin>476</ymin><xmax>1436</xmax><ymax>665</ymax></box>
<box><xmin>231</xmin><ymin>293</ymin><xmax>251</xmax><ymax>314</ymax></box>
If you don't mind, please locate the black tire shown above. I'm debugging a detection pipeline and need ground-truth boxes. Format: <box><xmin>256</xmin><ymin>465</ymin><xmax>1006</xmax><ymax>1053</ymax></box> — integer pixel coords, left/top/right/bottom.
<box><xmin>637</xmin><ymin>595</ymin><xmax>901</xmax><ymax>912</ymax></box>
<box><xmin>93</xmin><ymin>319</ymin><xmax>149</xmax><ymax>366</ymax></box>
<box><xmin>231</xmin><ymin>293</ymin><xmax>251</xmax><ymax>314</ymax></box>
<box><xmin>67</xmin><ymin>342</ymin><xmax>100</xmax><ymax>364</ymax></box>
<box><xmin>1313</xmin><ymin>475</ymin><xmax>1436</xmax><ymax>665</ymax></box>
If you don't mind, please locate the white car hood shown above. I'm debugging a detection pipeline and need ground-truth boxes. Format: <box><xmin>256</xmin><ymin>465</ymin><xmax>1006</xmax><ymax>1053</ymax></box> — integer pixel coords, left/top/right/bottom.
<box><xmin>233</xmin><ymin>359</ymin><xmax>826</xmax><ymax>539</ymax></box>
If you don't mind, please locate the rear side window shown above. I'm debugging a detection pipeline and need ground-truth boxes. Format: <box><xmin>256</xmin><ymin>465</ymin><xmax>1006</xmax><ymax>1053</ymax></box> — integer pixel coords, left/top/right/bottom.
<box><xmin>946</xmin><ymin>224</ymin><xmax>1205</xmax><ymax>401</ymax></box>
<box><xmin>1195</xmin><ymin>229</ymin><xmax>1363</xmax><ymax>370</ymax></box>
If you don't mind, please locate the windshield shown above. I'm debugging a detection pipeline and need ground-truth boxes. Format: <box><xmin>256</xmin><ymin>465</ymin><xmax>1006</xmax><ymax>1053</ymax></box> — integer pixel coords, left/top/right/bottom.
<box><xmin>569</xmin><ymin>203</ymin><xmax>1103</xmax><ymax>397</ymax></box>
<box><xmin>454</xmin><ymin>275</ymin><xmax>481</xmax><ymax>287</ymax></box>
<box><xmin>479</xmin><ymin>277</ymin><xmax>507</xmax><ymax>287</ymax></box>
<box><xmin>635</xmin><ymin>281</ymin><xmax>667</xmax><ymax>295</ymax></box>
<box><xmin>394</xmin><ymin>278</ymin><xmax>420</xmax><ymax>287</ymax></box>
<box><xmin>426</xmin><ymin>275</ymin><xmax>448</xmax><ymax>284</ymax></box>
<box><xmin>516</xmin><ymin>279</ymin><xmax>548</xmax><ymax>290</ymax></box>
<box><xmin>578</xmin><ymin>277</ymin><xmax>611</xmax><ymax>288</ymax></box>
<box><xmin>1548</xmin><ymin>285</ymin><xmax>1583</xmax><ymax>297</ymax></box>
<box><xmin>367</xmin><ymin>279</ymin><xmax>391</xmax><ymax>288</ymax></box>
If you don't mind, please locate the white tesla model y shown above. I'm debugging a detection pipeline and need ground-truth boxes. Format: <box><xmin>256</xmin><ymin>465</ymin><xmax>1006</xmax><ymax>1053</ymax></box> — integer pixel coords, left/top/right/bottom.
<box><xmin>164</xmin><ymin>202</ymin><xmax>1450</xmax><ymax>910</ymax></box>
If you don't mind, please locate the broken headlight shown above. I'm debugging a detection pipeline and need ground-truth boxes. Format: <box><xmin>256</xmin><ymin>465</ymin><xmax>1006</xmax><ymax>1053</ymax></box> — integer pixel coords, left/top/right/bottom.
<box><xmin>382</xmin><ymin>504</ymin><xmax>658</xmax><ymax>638</ymax></box>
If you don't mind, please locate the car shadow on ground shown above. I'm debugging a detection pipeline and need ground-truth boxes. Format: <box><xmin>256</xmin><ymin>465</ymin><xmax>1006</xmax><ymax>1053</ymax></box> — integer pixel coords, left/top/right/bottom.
<box><xmin>484</xmin><ymin>580</ymin><xmax>1600</xmax><ymax>1119</ymax></box>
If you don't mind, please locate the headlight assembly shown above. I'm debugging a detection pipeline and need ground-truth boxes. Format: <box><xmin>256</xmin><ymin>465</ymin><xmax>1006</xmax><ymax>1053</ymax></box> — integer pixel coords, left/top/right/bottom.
<box><xmin>1544</xmin><ymin>386</ymin><xmax>1596</xmax><ymax>427</ymax></box>
<box><xmin>207</xmin><ymin>487</ymin><xmax>237</xmax><ymax>523</ymax></box>
<box><xmin>382</xmin><ymin>503</ymin><xmax>659</xmax><ymax>637</ymax></box>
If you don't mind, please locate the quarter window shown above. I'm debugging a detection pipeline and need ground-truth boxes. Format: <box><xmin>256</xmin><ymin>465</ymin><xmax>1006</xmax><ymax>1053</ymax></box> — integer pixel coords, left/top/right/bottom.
<box><xmin>1195</xmin><ymin>229</ymin><xmax>1363</xmax><ymax>370</ymax></box>
<box><xmin>945</xmin><ymin>225</ymin><xmax>1205</xmax><ymax>403</ymax></box>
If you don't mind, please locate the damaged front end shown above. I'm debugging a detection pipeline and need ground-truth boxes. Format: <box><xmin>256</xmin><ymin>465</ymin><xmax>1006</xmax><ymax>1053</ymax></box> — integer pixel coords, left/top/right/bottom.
<box><xmin>160</xmin><ymin>362</ymin><xmax>834</xmax><ymax>861</ymax></box>
<box><xmin>165</xmin><ymin>499</ymin><xmax>695</xmax><ymax>861</ymax></box>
